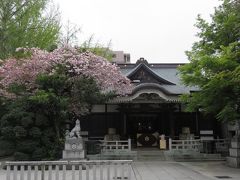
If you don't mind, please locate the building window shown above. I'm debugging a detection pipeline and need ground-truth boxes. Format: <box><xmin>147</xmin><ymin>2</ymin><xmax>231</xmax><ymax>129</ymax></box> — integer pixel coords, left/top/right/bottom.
<box><xmin>124</xmin><ymin>54</ymin><xmax>130</xmax><ymax>62</ymax></box>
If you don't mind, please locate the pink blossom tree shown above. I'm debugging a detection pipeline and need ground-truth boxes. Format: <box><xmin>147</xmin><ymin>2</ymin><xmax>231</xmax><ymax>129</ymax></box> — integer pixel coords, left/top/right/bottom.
<box><xmin>0</xmin><ymin>46</ymin><xmax>132</xmax><ymax>96</ymax></box>
<box><xmin>0</xmin><ymin>46</ymin><xmax>133</xmax><ymax>160</ymax></box>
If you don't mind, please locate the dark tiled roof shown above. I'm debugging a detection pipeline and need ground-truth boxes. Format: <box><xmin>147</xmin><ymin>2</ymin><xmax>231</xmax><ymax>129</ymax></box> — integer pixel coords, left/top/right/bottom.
<box><xmin>117</xmin><ymin>62</ymin><xmax>198</xmax><ymax>95</ymax></box>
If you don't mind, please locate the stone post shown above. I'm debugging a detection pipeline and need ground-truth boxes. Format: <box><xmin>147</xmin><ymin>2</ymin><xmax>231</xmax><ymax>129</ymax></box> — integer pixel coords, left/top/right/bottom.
<box><xmin>169</xmin><ymin>138</ymin><xmax>172</xmax><ymax>151</ymax></box>
<box><xmin>128</xmin><ymin>138</ymin><xmax>131</xmax><ymax>151</ymax></box>
<box><xmin>227</xmin><ymin>120</ymin><xmax>240</xmax><ymax>168</ymax></box>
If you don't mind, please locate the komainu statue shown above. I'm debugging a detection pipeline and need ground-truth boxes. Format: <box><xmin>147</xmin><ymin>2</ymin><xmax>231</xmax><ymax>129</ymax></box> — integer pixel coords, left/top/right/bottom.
<box><xmin>68</xmin><ymin>119</ymin><xmax>81</xmax><ymax>139</ymax></box>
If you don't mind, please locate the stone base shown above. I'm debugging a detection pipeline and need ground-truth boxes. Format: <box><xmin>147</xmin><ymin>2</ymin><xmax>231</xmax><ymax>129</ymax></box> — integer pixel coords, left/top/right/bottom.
<box><xmin>226</xmin><ymin>157</ymin><xmax>240</xmax><ymax>168</ymax></box>
<box><xmin>62</xmin><ymin>150</ymin><xmax>85</xmax><ymax>159</ymax></box>
<box><xmin>62</xmin><ymin>138</ymin><xmax>85</xmax><ymax>159</ymax></box>
<box><xmin>229</xmin><ymin>148</ymin><xmax>240</xmax><ymax>157</ymax></box>
<box><xmin>231</xmin><ymin>141</ymin><xmax>240</xmax><ymax>149</ymax></box>
<box><xmin>64</xmin><ymin>138</ymin><xmax>84</xmax><ymax>150</ymax></box>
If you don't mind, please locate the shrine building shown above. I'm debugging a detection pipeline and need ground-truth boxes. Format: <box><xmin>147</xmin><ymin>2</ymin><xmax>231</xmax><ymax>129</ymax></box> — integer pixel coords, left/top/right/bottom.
<box><xmin>81</xmin><ymin>58</ymin><xmax>224</xmax><ymax>147</ymax></box>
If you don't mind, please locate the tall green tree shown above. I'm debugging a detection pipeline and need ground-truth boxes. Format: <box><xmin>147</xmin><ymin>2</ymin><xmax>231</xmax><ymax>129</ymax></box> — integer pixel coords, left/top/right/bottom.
<box><xmin>80</xmin><ymin>36</ymin><xmax>113</xmax><ymax>61</ymax></box>
<box><xmin>59</xmin><ymin>21</ymin><xmax>113</xmax><ymax>61</ymax></box>
<box><xmin>179</xmin><ymin>0</ymin><xmax>240</xmax><ymax>122</ymax></box>
<box><xmin>0</xmin><ymin>0</ymin><xmax>60</xmax><ymax>59</ymax></box>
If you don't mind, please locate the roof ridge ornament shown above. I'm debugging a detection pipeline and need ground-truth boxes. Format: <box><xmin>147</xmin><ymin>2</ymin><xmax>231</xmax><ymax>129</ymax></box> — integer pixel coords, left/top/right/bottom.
<box><xmin>136</xmin><ymin>57</ymin><xmax>148</xmax><ymax>65</ymax></box>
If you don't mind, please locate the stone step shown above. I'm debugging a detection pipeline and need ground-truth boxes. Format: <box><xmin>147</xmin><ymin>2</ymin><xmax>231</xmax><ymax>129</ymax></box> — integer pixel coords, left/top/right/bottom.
<box><xmin>137</xmin><ymin>151</ymin><xmax>165</xmax><ymax>154</ymax></box>
<box><xmin>87</xmin><ymin>150</ymin><xmax>138</xmax><ymax>160</ymax></box>
<box><xmin>172</xmin><ymin>154</ymin><xmax>224</xmax><ymax>161</ymax></box>
<box><xmin>87</xmin><ymin>154</ymin><xmax>137</xmax><ymax>160</ymax></box>
<box><xmin>163</xmin><ymin>149</ymin><xmax>225</xmax><ymax>162</ymax></box>
<box><xmin>137</xmin><ymin>157</ymin><xmax>166</xmax><ymax>161</ymax></box>
<box><xmin>137</xmin><ymin>151</ymin><xmax>166</xmax><ymax>161</ymax></box>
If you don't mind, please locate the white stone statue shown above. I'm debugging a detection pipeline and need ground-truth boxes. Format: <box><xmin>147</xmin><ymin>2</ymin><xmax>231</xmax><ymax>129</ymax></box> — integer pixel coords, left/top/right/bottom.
<box><xmin>63</xmin><ymin>119</ymin><xmax>85</xmax><ymax>159</ymax></box>
<box><xmin>68</xmin><ymin>119</ymin><xmax>81</xmax><ymax>139</ymax></box>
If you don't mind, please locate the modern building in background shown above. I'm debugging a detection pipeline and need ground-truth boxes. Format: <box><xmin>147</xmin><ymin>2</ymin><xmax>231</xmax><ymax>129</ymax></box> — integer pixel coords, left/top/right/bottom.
<box><xmin>112</xmin><ymin>51</ymin><xmax>131</xmax><ymax>63</ymax></box>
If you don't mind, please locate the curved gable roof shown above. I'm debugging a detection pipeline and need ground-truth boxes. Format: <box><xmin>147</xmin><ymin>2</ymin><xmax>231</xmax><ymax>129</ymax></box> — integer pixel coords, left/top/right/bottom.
<box><xmin>116</xmin><ymin>59</ymin><xmax>198</xmax><ymax>96</ymax></box>
<box><xmin>126</xmin><ymin>63</ymin><xmax>175</xmax><ymax>85</ymax></box>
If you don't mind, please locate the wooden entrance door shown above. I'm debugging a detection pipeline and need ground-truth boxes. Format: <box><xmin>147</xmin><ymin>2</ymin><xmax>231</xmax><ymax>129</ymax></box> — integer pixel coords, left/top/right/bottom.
<box><xmin>127</xmin><ymin>114</ymin><xmax>160</xmax><ymax>147</ymax></box>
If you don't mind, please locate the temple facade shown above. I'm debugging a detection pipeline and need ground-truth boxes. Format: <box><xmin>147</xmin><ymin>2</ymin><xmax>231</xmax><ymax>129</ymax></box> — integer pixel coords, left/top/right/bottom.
<box><xmin>81</xmin><ymin>58</ymin><xmax>224</xmax><ymax>147</ymax></box>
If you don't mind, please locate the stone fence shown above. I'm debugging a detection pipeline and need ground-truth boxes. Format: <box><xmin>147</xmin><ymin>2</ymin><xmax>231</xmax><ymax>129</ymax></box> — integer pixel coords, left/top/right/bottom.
<box><xmin>100</xmin><ymin>139</ymin><xmax>132</xmax><ymax>152</ymax></box>
<box><xmin>169</xmin><ymin>138</ymin><xmax>230</xmax><ymax>153</ymax></box>
<box><xmin>5</xmin><ymin>160</ymin><xmax>133</xmax><ymax>180</ymax></box>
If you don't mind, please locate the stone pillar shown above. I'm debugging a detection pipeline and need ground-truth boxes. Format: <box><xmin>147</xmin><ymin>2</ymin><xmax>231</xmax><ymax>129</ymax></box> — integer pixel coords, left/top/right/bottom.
<box><xmin>227</xmin><ymin>121</ymin><xmax>240</xmax><ymax>168</ymax></box>
<box><xmin>62</xmin><ymin>119</ymin><xmax>85</xmax><ymax>160</ymax></box>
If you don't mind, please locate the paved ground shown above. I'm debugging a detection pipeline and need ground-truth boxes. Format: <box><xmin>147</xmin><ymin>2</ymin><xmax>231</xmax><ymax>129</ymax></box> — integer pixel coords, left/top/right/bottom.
<box><xmin>132</xmin><ymin>161</ymin><xmax>240</xmax><ymax>180</ymax></box>
<box><xmin>132</xmin><ymin>161</ymin><xmax>214</xmax><ymax>180</ymax></box>
<box><xmin>180</xmin><ymin>161</ymin><xmax>240</xmax><ymax>180</ymax></box>
<box><xmin>1</xmin><ymin>161</ymin><xmax>240</xmax><ymax>180</ymax></box>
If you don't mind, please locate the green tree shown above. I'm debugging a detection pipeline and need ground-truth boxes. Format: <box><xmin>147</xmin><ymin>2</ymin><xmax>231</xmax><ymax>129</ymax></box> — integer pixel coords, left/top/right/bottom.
<box><xmin>0</xmin><ymin>73</ymin><xmax>69</xmax><ymax>160</ymax></box>
<box><xmin>0</xmin><ymin>73</ymin><xmax>114</xmax><ymax>160</ymax></box>
<box><xmin>179</xmin><ymin>0</ymin><xmax>240</xmax><ymax>122</ymax></box>
<box><xmin>80</xmin><ymin>36</ymin><xmax>113</xmax><ymax>61</ymax></box>
<box><xmin>0</xmin><ymin>0</ymin><xmax>60</xmax><ymax>59</ymax></box>
<box><xmin>1</xmin><ymin>75</ymin><xmax>65</xmax><ymax>159</ymax></box>
<box><xmin>59</xmin><ymin>21</ymin><xmax>113</xmax><ymax>61</ymax></box>
<box><xmin>0</xmin><ymin>46</ymin><xmax>131</xmax><ymax>160</ymax></box>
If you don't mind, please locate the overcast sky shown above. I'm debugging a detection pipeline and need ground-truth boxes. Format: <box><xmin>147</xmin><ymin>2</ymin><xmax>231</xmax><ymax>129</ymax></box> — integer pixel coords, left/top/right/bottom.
<box><xmin>53</xmin><ymin>0</ymin><xmax>221</xmax><ymax>63</ymax></box>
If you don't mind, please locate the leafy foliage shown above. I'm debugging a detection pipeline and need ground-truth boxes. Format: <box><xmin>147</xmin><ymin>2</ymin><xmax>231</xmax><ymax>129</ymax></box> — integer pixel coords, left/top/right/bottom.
<box><xmin>0</xmin><ymin>0</ymin><xmax>60</xmax><ymax>59</ymax></box>
<box><xmin>0</xmin><ymin>46</ymin><xmax>132</xmax><ymax>160</ymax></box>
<box><xmin>0</xmin><ymin>47</ymin><xmax>132</xmax><ymax>98</ymax></box>
<box><xmin>179</xmin><ymin>0</ymin><xmax>240</xmax><ymax>122</ymax></box>
<box><xmin>79</xmin><ymin>36</ymin><xmax>114</xmax><ymax>61</ymax></box>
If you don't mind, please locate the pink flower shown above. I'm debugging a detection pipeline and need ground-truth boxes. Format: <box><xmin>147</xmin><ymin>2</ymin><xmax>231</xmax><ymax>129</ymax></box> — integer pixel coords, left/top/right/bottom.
<box><xmin>0</xmin><ymin>46</ymin><xmax>132</xmax><ymax>97</ymax></box>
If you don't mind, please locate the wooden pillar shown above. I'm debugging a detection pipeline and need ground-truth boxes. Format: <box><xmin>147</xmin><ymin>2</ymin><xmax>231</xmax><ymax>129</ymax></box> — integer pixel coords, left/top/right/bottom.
<box><xmin>169</xmin><ymin>112</ymin><xmax>175</xmax><ymax>139</ymax></box>
<box><xmin>195</xmin><ymin>110</ymin><xmax>199</xmax><ymax>136</ymax></box>
<box><xmin>123</xmin><ymin>113</ymin><xmax>127</xmax><ymax>136</ymax></box>
<box><xmin>178</xmin><ymin>103</ymin><xmax>182</xmax><ymax>112</ymax></box>
<box><xmin>105</xmin><ymin>104</ymin><xmax>108</xmax><ymax>130</ymax></box>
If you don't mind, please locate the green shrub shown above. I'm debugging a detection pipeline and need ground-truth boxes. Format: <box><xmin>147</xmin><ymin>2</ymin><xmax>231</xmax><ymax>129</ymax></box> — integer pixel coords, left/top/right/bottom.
<box><xmin>32</xmin><ymin>148</ymin><xmax>46</xmax><ymax>160</ymax></box>
<box><xmin>0</xmin><ymin>140</ymin><xmax>15</xmax><ymax>157</ymax></box>
<box><xmin>14</xmin><ymin>152</ymin><xmax>30</xmax><ymax>161</ymax></box>
<box><xmin>21</xmin><ymin>115</ymin><xmax>34</xmax><ymax>127</ymax></box>
<box><xmin>16</xmin><ymin>140</ymin><xmax>39</xmax><ymax>154</ymax></box>
<box><xmin>1</xmin><ymin>126</ymin><xmax>15</xmax><ymax>139</ymax></box>
<box><xmin>14</xmin><ymin>126</ymin><xmax>27</xmax><ymax>138</ymax></box>
<box><xmin>29</xmin><ymin>127</ymin><xmax>42</xmax><ymax>138</ymax></box>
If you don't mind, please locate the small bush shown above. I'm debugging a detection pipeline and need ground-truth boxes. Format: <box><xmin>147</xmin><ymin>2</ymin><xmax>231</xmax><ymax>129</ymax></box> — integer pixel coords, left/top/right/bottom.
<box><xmin>16</xmin><ymin>140</ymin><xmax>39</xmax><ymax>154</ymax></box>
<box><xmin>14</xmin><ymin>126</ymin><xmax>27</xmax><ymax>137</ymax></box>
<box><xmin>1</xmin><ymin>126</ymin><xmax>15</xmax><ymax>140</ymax></box>
<box><xmin>0</xmin><ymin>140</ymin><xmax>15</xmax><ymax>157</ymax></box>
<box><xmin>32</xmin><ymin>148</ymin><xmax>46</xmax><ymax>160</ymax></box>
<box><xmin>14</xmin><ymin>152</ymin><xmax>30</xmax><ymax>160</ymax></box>
<box><xmin>29</xmin><ymin>127</ymin><xmax>42</xmax><ymax>138</ymax></box>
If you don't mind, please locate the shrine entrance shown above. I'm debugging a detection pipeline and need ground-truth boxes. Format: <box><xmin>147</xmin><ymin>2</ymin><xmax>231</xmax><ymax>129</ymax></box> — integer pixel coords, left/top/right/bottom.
<box><xmin>119</xmin><ymin>103</ymin><xmax>176</xmax><ymax>148</ymax></box>
<box><xmin>127</xmin><ymin>113</ymin><xmax>161</xmax><ymax>147</ymax></box>
<box><xmin>127</xmin><ymin>114</ymin><xmax>159</xmax><ymax>135</ymax></box>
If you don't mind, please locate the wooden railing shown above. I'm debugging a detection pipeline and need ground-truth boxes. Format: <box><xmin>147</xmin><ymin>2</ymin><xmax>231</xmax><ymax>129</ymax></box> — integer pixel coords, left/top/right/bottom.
<box><xmin>5</xmin><ymin>160</ymin><xmax>132</xmax><ymax>180</ymax></box>
<box><xmin>100</xmin><ymin>139</ymin><xmax>131</xmax><ymax>152</ymax></box>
